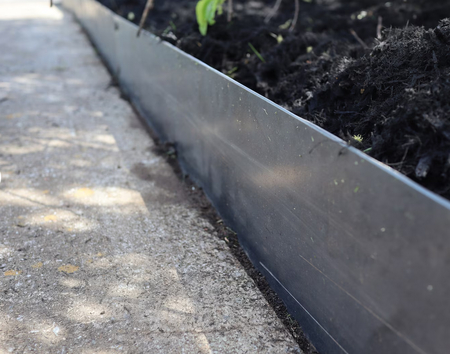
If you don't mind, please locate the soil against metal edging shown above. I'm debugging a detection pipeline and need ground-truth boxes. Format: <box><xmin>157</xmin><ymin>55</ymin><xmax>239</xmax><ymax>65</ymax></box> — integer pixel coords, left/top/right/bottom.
<box><xmin>99</xmin><ymin>0</ymin><xmax>450</xmax><ymax>199</ymax></box>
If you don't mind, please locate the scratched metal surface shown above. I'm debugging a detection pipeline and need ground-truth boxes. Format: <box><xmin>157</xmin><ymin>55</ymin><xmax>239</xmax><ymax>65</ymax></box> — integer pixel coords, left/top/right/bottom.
<box><xmin>63</xmin><ymin>1</ymin><xmax>450</xmax><ymax>353</ymax></box>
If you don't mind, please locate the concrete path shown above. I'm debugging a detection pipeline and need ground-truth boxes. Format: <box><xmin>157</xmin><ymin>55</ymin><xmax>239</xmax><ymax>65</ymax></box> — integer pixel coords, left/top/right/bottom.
<box><xmin>0</xmin><ymin>1</ymin><xmax>301</xmax><ymax>353</ymax></box>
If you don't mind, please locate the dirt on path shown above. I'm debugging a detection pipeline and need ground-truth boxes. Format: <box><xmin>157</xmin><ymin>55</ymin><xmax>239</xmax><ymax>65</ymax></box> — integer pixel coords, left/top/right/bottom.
<box><xmin>0</xmin><ymin>2</ymin><xmax>302</xmax><ymax>353</ymax></box>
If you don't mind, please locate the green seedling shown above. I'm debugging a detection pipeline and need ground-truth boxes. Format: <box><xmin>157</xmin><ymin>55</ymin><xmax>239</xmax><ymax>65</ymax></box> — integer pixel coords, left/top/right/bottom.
<box><xmin>269</xmin><ymin>33</ymin><xmax>284</xmax><ymax>44</ymax></box>
<box><xmin>196</xmin><ymin>0</ymin><xmax>225</xmax><ymax>36</ymax></box>
<box><xmin>279</xmin><ymin>19</ymin><xmax>292</xmax><ymax>30</ymax></box>
<box><xmin>266</xmin><ymin>0</ymin><xmax>299</xmax><ymax>31</ymax></box>
<box><xmin>226</xmin><ymin>67</ymin><xmax>238</xmax><ymax>78</ymax></box>
<box><xmin>161</xmin><ymin>21</ymin><xmax>177</xmax><ymax>36</ymax></box>
<box><xmin>353</xmin><ymin>134</ymin><xmax>363</xmax><ymax>143</ymax></box>
<box><xmin>248</xmin><ymin>43</ymin><xmax>266</xmax><ymax>63</ymax></box>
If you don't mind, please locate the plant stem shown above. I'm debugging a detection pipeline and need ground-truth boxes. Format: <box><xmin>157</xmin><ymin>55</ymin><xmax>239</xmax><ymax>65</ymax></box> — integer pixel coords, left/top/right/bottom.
<box><xmin>377</xmin><ymin>16</ymin><xmax>383</xmax><ymax>39</ymax></box>
<box><xmin>137</xmin><ymin>0</ymin><xmax>154</xmax><ymax>37</ymax></box>
<box><xmin>265</xmin><ymin>0</ymin><xmax>282</xmax><ymax>24</ymax></box>
<box><xmin>289</xmin><ymin>0</ymin><xmax>299</xmax><ymax>31</ymax></box>
<box><xmin>248</xmin><ymin>43</ymin><xmax>266</xmax><ymax>63</ymax></box>
<box><xmin>50</xmin><ymin>0</ymin><xmax>53</xmax><ymax>7</ymax></box>
<box><xmin>227</xmin><ymin>0</ymin><xmax>233</xmax><ymax>22</ymax></box>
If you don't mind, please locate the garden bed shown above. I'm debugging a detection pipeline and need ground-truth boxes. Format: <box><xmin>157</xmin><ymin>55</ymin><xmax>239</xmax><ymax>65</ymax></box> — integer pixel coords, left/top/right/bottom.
<box><xmin>101</xmin><ymin>0</ymin><xmax>450</xmax><ymax>200</ymax></box>
<box><xmin>62</xmin><ymin>1</ymin><xmax>450</xmax><ymax>353</ymax></box>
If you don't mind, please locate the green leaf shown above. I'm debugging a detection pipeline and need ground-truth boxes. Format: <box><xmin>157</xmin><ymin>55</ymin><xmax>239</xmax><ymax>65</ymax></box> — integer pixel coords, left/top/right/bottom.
<box><xmin>196</xmin><ymin>0</ymin><xmax>225</xmax><ymax>36</ymax></box>
<box><xmin>279</xmin><ymin>19</ymin><xmax>292</xmax><ymax>30</ymax></box>
<box><xmin>196</xmin><ymin>0</ymin><xmax>209</xmax><ymax>35</ymax></box>
<box><xmin>248</xmin><ymin>43</ymin><xmax>266</xmax><ymax>63</ymax></box>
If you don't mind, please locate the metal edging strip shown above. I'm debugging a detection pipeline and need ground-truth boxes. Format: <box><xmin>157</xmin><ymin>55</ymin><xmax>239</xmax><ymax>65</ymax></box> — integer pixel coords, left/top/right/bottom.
<box><xmin>62</xmin><ymin>1</ymin><xmax>450</xmax><ymax>353</ymax></box>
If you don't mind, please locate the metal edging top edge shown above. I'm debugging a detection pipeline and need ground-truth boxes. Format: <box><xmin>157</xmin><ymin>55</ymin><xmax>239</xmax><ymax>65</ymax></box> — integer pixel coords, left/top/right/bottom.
<box><xmin>111</xmin><ymin>5</ymin><xmax>450</xmax><ymax>212</ymax></box>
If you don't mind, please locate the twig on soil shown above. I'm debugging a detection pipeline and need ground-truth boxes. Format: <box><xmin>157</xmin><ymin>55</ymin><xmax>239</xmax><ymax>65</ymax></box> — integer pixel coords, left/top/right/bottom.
<box><xmin>265</xmin><ymin>0</ymin><xmax>299</xmax><ymax>30</ymax></box>
<box><xmin>377</xmin><ymin>16</ymin><xmax>383</xmax><ymax>39</ymax></box>
<box><xmin>290</xmin><ymin>0</ymin><xmax>299</xmax><ymax>31</ymax></box>
<box><xmin>265</xmin><ymin>0</ymin><xmax>282</xmax><ymax>24</ymax></box>
<box><xmin>137</xmin><ymin>0</ymin><xmax>154</xmax><ymax>37</ymax></box>
<box><xmin>400</xmin><ymin>147</ymin><xmax>409</xmax><ymax>167</ymax></box>
<box><xmin>227</xmin><ymin>0</ymin><xmax>233</xmax><ymax>22</ymax></box>
<box><xmin>386</xmin><ymin>147</ymin><xmax>409</xmax><ymax>167</ymax></box>
<box><xmin>349</xmin><ymin>28</ymin><xmax>368</xmax><ymax>49</ymax></box>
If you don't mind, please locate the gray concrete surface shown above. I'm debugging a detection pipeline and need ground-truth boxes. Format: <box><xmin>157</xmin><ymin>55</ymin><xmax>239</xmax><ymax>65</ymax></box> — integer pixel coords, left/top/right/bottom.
<box><xmin>0</xmin><ymin>1</ymin><xmax>301</xmax><ymax>353</ymax></box>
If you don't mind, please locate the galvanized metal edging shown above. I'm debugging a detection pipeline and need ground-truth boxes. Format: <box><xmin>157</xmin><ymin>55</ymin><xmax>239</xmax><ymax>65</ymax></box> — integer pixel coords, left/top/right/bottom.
<box><xmin>62</xmin><ymin>1</ymin><xmax>450</xmax><ymax>353</ymax></box>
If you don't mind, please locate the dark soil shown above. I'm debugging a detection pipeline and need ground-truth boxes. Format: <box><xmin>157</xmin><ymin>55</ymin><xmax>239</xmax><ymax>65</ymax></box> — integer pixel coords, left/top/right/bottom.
<box><xmin>99</xmin><ymin>0</ymin><xmax>450</xmax><ymax>199</ymax></box>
